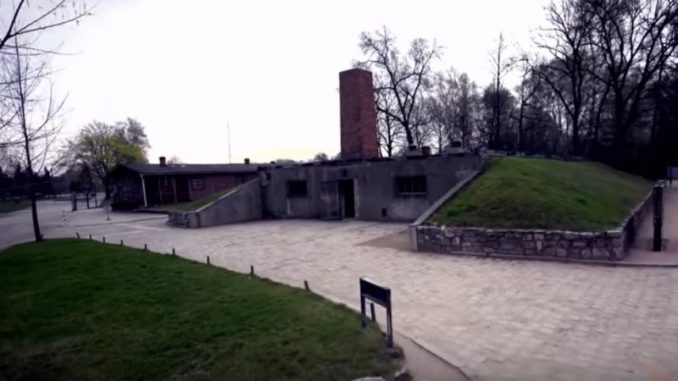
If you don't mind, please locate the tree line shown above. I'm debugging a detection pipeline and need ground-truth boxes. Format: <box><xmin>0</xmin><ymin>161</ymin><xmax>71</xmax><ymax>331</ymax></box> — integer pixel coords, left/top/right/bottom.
<box><xmin>359</xmin><ymin>0</ymin><xmax>678</xmax><ymax>178</ymax></box>
<box><xmin>0</xmin><ymin>1</ymin><xmax>151</xmax><ymax>242</ymax></box>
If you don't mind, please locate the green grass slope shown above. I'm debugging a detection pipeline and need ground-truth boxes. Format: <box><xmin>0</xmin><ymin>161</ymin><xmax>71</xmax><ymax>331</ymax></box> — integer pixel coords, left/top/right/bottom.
<box><xmin>156</xmin><ymin>187</ymin><xmax>238</xmax><ymax>212</ymax></box>
<box><xmin>0</xmin><ymin>239</ymin><xmax>395</xmax><ymax>381</ymax></box>
<box><xmin>429</xmin><ymin>157</ymin><xmax>652</xmax><ymax>231</ymax></box>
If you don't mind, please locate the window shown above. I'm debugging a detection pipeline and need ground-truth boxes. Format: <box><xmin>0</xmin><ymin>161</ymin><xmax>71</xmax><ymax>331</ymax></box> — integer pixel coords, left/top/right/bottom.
<box><xmin>190</xmin><ymin>177</ymin><xmax>205</xmax><ymax>191</ymax></box>
<box><xmin>287</xmin><ymin>180</ymin><xmax>308</xmax><ymax>198</ymax></box>
<box><xmin>395</xmin><ymin>176</ymin><xmax>427</xmax><ymax>196</ymax></box>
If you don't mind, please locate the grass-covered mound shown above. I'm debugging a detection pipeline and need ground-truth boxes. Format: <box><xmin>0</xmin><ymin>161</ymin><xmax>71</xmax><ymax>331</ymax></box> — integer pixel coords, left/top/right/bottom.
<box><xmin>160</xmin><ymin>187</ymin><xmax>239</xmax><ymax>211</ymax></box>
<box><xmin>429</xmin><ymin>157</ymin><xmax>652</xmax><ymax>231</ymax></box>
<box><xmin>0</xmin><ymin>239</ymin><xmax>395</xmax><ymax>381</ymax></box>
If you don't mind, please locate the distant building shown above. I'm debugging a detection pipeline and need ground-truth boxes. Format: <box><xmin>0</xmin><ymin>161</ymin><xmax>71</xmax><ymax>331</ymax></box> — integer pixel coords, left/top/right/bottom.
<box><xmin>164</xmin><ymin>68</ymin><xmax>483</xmax><ymax>228</ymax></box>
<box><xmin>109</xmin><ymin>157</ymin><xmax>258</xmax><ymax>210</ymax></box>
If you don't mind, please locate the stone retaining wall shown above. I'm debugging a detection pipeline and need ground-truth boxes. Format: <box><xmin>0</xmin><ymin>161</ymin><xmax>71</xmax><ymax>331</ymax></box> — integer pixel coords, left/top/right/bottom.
<box><xmin>415</xmin><ymin>186</ymin><xmax>656</xmax><ymax>261</ymax></box>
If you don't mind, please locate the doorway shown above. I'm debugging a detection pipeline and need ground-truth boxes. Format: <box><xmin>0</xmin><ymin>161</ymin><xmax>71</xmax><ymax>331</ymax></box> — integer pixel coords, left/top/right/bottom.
<box><xmin>339</xmin><ymin>179</ymin><xmax>355</xmax><ymax>218</ymax></box>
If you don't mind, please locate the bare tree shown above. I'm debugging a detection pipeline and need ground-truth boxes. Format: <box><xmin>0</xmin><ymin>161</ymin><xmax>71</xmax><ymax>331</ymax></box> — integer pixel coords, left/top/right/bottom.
<box><xmin>512</xmin><ymin>57</ymin><xmax>542</xmax><ymax>151</ymax></box>
<box><xmin>536</xmin><ymin>0</ymin><xmax>592</xmax><ymax>154</ymax></box>
<box><xmin>427</xmin><ymin>69</ymin><xmax>459</xmax><ymax>152</ymax></box>
<box><xmin>358</xmin><ymin>27</ymin><xmax>441</xmax><ymax>147</ymax></box>
<box><xmin>1</xmin><ymin>39</ymin><xmax>66</xmax><ymax>242</ymax></box>
<box><xmin>584</xmin><ymin>0</ymin><xmax>678</xmax><ymax>146</ymax></box>
<box><xmin>167</xmin><ymin>155</ymin><xmax>182</xmax><ymax>165</ymax></box>
<box><xmin>375</xmin><ymin>88</ymin><xmax>403</xmax><ymax>157</ymax></box>
<box><xmin>0</xmin><ymin>0</ymin><xmax>91</xmax><ymax>55</ymax></box>
<box><xmin>455</xmin><ymin>73</ymin><xmax>482</xmax><ymax>149</ymax></box>
<box><xmin>488</xmin><ymin>33</ymin><xmax>515</xmax><ymax>149</ymax></box>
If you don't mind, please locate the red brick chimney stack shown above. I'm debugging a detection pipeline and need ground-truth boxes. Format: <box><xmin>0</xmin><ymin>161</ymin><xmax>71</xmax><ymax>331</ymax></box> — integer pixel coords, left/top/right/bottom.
<box><xmin>339</xmin><ymin>68</ymin><xmax>378</xmax><ymax>160</ymax></box>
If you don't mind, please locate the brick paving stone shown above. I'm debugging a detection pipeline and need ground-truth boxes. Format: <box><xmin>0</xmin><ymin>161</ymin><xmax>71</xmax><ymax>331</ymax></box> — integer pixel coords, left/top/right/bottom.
<box><xmin>1</xmin><ymin>201</ymin><xmax>678</xmax><ymax>380</ymax></box>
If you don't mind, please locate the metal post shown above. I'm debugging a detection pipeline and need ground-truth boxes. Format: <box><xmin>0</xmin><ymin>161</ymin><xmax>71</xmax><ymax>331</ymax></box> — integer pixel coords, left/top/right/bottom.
<box><xmin>206</xmin><ymin>256</ymin><xmax>210</xmax><ymax>265</ymax></box>
<box><xmin>386</xmin><ymin>304</ymin><xmax>394</xmax><ymax>348</ymax></box>
<box><xmin>250</xmin><ymin>265</ymin><xmax>254</xmax><ymax>276</ymax></box>
<box><xmin>370</xmin><ymin>302</ymin><xmax>376</xmax><ymax>322</ymax></box>
<box><xmin>653</xmin><ymin>184</ymin><xmax>664</xmax><ymax>252</ymax></box>
<box><xmin>304</xmin><ymin>280</ymin><xmax>310</xmax><ymax>291</ymax></box>
<box><xmin>360</xmin><ymin>295</ymin><xmax>366</xmax><ymax>328</ymax></box>
<box><xmin>140</xmin><ymin>174</ymin><xmax>148</xmax><ymax>208</ymax></box>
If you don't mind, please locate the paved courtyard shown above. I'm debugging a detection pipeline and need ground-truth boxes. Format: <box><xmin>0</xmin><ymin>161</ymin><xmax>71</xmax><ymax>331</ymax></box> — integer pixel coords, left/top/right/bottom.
<box><xmin>2</xmin><ymin>201</ymin><xmax>678</xmax><ymax>381</ymax></box>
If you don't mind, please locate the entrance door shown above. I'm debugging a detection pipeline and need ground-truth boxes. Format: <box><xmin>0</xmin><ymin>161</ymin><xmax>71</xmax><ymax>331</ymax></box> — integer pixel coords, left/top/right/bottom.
<box><xmin>339</xmin><ymin>179</ymin><xmax>355</xmax><ymax>218</ymax></box>
<box><xmin>319</xmin><ymin>181</ymin><xmax>341</xmax><ymax>220</ymax></box>
<box><xmin>175</xmin><ymin>176</ymin><xmax>190</xmax><ymax>202</ymax></box>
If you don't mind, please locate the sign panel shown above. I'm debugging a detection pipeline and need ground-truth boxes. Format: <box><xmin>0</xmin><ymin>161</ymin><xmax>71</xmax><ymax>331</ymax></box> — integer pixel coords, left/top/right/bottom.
<box><xmin>359</xmin><ymin>278</ymin><xmax>393</xmax><ymax>347</ymax></box>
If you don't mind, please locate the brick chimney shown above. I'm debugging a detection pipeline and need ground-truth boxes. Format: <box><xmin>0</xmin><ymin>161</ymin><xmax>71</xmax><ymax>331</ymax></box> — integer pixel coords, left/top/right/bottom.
<box><xmin>159</xmin><ymin>156</ymin><xmax>167</xmax><ymax>167</ymax></box>
<box><xmin>340</xmin><ymin>68</ymin><xmax>378</xmax><ymax>160</ymax></box>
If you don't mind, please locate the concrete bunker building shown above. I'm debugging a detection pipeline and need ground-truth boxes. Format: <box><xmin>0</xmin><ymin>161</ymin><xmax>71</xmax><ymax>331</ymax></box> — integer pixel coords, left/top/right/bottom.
<box><xmin>166</xmin><ymin>68</ymin><xmax>482</xmax><ymax>228</ymax></box>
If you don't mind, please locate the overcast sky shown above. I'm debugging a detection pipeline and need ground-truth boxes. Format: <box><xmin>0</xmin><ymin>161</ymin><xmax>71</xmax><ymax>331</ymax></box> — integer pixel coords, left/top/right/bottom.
<box><xmin>46</xmin><ymin>0</ymin><xmax>547</xmax><ymax>164</ymax></box>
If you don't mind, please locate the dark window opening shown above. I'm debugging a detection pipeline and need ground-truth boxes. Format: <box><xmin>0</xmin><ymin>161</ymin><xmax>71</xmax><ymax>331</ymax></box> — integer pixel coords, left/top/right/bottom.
<box><xmin>381</xmin><ymin>208</ymin><xmax>388</xmax><ymax>218</ymax></box>
<box><xmin>287</xmin><ymin>180</ymin><xmax>308</xmax><ymax>198</ymax></box>
<box><xmin>395</xmin><ymin>176</ymin><xmax>427</xmax><ymax>196</ymax></box>
<box><xmin>190</xmin><ymin>177</ymin><xmax>205</xmax><ymax>191</ymax></box>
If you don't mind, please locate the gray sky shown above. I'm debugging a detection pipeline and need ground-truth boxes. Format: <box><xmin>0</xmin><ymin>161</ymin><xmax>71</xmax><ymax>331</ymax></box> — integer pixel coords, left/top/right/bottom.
<box><xmin>48</xmin><ymin>0</ymin><xmax>547</xmax><ymax>164</ymax></box>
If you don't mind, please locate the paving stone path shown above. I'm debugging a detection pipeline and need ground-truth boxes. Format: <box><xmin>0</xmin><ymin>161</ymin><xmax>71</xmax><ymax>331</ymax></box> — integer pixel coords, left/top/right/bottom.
<box><xmin>2</xmin><ymin>200</ymin><xmax>678</xmax><ymax>381</ymax></box>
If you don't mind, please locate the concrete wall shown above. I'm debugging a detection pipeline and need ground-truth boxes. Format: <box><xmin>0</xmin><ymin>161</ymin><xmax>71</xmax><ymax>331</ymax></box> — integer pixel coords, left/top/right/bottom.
<box><xmin>261</xmin><ymin>155</ymin><xmax>482</xmax><ymax>222</ymax></box>
<box><xmin>168</xmin><ymin>179</ymin><xmax>262</xmax><ymax>228</ymax></box>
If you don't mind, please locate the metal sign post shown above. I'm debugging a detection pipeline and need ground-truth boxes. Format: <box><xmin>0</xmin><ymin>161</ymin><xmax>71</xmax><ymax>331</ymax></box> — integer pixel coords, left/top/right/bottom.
<box><xmin>653</xmin><ymin>184</ymin><xmax>664</xmax><ymax>252</ymax></box>
<box><xmin>359</xmin><ymin>278</ymin><xmax>393</xmax><ymax>348</ymax></box>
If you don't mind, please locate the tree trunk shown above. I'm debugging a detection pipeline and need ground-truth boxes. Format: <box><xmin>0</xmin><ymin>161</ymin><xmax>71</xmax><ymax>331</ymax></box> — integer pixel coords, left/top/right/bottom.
<box><xmin>30</xmin><ymin>193</ymin><xmax>42</xmax><ymax>242</ymax></box>
<box><xmin>104</xmin><ymin>178</ymin><xmax>112</xmax><ymax>200</ymax></box>
<box><xmin>571</xmin><ymin>118</ymin><xmax>580</xmax><ymax>155</ymax></box>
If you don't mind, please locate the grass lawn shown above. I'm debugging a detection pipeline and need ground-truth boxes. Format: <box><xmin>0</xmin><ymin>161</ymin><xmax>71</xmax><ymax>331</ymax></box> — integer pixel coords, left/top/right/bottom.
<box><xmin>0</xmin><ymin>200</ymin><xmax>29</xmax><ymax>214</ymax></box>
<box><xmin>159</xmin><ymin>187</ymin><xmax>238</xmax><ymax>212</ymax></box>
<box><xmin>429</xmin><ymin>157</ymin><xmax>653</xmax><ymax>231</ymax></box>
<box><xmin>0</xmin><ymin>239</ymin><xmax>396</xmax><ymax>381</ymax></box>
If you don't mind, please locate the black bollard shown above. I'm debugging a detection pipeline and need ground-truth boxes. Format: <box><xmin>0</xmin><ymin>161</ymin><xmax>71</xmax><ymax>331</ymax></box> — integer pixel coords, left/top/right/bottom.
<box><xmin>653</xmin><ymin>184</ymin><xmax>664</xmax><ymax>251</ymax></box>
